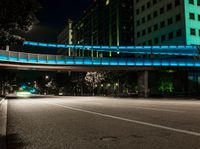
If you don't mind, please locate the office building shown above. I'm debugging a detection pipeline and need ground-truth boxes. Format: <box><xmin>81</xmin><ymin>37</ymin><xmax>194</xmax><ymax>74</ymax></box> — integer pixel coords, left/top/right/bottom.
<box><xmin>57</xmin><ymin>19</ymin><xmax>73</xmax><ymax>56</ymax></box>
<box><xmin>134</xmin><ymin>0</ymin><xmax>200</xmax><ymax>46</ymax></box>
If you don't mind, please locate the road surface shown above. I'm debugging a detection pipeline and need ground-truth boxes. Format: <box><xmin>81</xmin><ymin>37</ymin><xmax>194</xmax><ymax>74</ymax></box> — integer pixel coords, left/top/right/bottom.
<box><xmin>6</xmin><ymin>96</ymin><xmax>200</xmax><ymax>149</ymax></box>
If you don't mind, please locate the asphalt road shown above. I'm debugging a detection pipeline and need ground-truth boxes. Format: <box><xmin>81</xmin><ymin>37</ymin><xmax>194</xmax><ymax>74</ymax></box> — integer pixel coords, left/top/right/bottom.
<box><xmin>6</xmin><ymin>96</ymin><xmax>200</xmax><ymax>149</ymax></box>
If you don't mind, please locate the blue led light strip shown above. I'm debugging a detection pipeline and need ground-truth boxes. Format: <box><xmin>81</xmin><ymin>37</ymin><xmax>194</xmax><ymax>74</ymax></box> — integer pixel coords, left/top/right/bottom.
<box><xmin>1</xmin><ymin>50</ymin><xmax>200</xmax><ymax>68</ymax></box>
<box><xmin>23</xmin><ymin>41</ymin><xmax>200</xmax><ymax>56</ymax></box>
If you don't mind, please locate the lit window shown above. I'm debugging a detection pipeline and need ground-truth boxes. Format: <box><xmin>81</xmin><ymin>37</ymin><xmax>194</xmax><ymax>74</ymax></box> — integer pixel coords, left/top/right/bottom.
<box><xmin>106</xmin><ymin>0</ymin><xmax>110</xmax><ymax>5</ymax></box>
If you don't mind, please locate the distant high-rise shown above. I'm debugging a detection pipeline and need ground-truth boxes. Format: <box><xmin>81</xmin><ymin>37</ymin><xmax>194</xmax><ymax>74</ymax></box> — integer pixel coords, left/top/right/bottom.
<box><xmin>57</xmin><ymin>19</ymin><xmax>73</xmax><ymax>56</ymax></box>
<box><xmin>134</xmin><ymin>0</ymin><xmax>200</xmax><ymax>46</ymax></box>
<box><xmin>73</xmin><ymin>0</ymin><xmax>134</xmax><ymax>46</ymax></box>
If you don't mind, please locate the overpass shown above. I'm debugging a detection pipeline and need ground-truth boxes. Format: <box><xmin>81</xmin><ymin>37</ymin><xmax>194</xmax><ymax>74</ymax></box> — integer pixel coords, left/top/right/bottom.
<box><xmin>0</xmin><ymin>50</ymin><xmax>200</xmax><ymax>71</ymax></box>
<box><xmin>23</xmin><ymin>41</ymin><xmax>200</xmax><ymax>57</ymax></box>
<box><xmin>1</xmin><ymin>42</ymin><xmax>200</xmax><ymax>97</ymax></box>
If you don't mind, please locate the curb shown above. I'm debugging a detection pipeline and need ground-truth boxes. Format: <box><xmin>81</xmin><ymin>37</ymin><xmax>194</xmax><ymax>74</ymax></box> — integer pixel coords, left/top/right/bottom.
<box><xmin>0</xmin><ymin>97</ymin><xmax>7</xmax><ymax>149</ymax></box>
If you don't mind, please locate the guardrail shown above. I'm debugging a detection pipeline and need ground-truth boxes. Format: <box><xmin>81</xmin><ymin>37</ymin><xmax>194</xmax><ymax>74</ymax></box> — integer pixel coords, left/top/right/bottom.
<box><xmin>23</xmin><ymin>41</ymin><xmax>200</xmax><ymax>57</ymax></box>
<box><xmin>0</xmin><ymin>50</ymin><xmax>200</xmax><ymax>67</ymax></box>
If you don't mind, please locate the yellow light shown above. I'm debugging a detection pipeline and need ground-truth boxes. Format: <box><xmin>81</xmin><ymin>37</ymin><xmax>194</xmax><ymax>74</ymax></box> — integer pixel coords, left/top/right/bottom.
<box><xmin>106</xmin><ymin>0</ymin><xmax>110</xmax><ymax>5</ymax></box>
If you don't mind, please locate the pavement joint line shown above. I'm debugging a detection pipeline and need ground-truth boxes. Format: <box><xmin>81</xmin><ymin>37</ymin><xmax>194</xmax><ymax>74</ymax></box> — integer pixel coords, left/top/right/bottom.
<box><xmin>49</xmin><ymin>103</ymin><xmax>200</xmax><ymax>137</ymax></box>
<box><xmin>134</xmin><ymin>106</ymin><xmax>185</xmax><ymax>113</ymax></box>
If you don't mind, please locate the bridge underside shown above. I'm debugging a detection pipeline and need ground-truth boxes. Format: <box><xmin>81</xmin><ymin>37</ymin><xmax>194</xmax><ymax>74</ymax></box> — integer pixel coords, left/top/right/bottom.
<box><xmin>0</xmin><ymin>61</ymin><xmax>199</xmax><ymax>72</ymax></box>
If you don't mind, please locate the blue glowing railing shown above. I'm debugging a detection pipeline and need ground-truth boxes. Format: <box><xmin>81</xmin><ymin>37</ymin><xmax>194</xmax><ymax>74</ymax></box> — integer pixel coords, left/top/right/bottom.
<box><xmin>0</xmin><ymin>50</ymin><xmax>200</xmax><ymax>67</ymax></box>
<box><xmin>23</xmin><ymin>41</ymin><xmax>200</xmax><ymax>57</ymax></box>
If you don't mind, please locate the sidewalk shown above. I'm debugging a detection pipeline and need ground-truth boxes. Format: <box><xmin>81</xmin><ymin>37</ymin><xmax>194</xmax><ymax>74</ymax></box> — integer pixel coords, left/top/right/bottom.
<box><xmin>0</xmin><ymin>97</ymin><xmax>7</xmax><ymax>149</ymax></box>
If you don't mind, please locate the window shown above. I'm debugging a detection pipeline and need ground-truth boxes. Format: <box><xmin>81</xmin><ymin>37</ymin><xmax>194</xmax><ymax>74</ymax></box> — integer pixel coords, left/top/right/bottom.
<box><xmin>198</xmin><ymin>15</ymin><xmax>200</xmax><ymax>21</ymax></box>
<box><xmin>168</xmin><ymin>18</ymin><xmax>173</xmax><ymax>25</ymax></box>
<box><xmin>160</xmin><ymin>21</ymin><xmax>165</xmax><ymax>28</ymax></box>
<box><xmin>147</xmin><ymin>14</ymin><xmax>151</xmax><ymax>21</ymax></box>
<box><xmin>154</xmin><ymin>24</ymin><xmax>158</xmax><ymax>31</ymax></box>
<box><xmin>198</xmin><ymin>0</ymin><xmax>200</xmax><ymax>6</ymax></box>
<box><xmin>176</xmin><ymin>29</ymin><xmax>182</xmax><ymax>37</ymax></box>
<box><xmin>168</xmin><ymin>32</ymin><xmax>174</xmax><ymax>40</ymax></box>
<box><xmin>148</xmin><ymin>40</ymin><xmax>152</xmax><ymax>45</ymax></box>
<box><xmin>153</xmin><ymin>0</ymin><xmax>157</xmax><ymax>5</ymax></box>
<box><xmin>148</xmin><ymin>27</ymin><xmax>152</xmax><ymax>33</ymax></box>
<box><xmin>175</xmin><ymin>0</ymin><xmax>181</xmax><ymax>7</ymax></box>
<box><xmin>142</xmin><ymin>29</ymin><xmax>146</xmax><ymax>35</ymax></box>
<box><xmin>137</xmin><ymin>20</ymin><xmax>140</xmax><ymax>26</ymax></box>
<box><xmin>167</xmin><ymin>3</ymin><xmax>172</xmax><ymax>11</ymax></box>
<box><xmin>189</xmin><ymin>0</ymin><xmax>194</xmax><ymax>4</ymax></box>
<box><xmin>199</xmin><ymin>30</ymin><xmax>200</xmax><ymax>36</ymax></box>
<box><xmin>137</xmin><ymin>32</ymin><xmax>140</xmax><ymax>38</ymax></box>
<box><xmin>147</xmin><ymin>2</ymin><xmax>151</xmax><ymax>8</ymax></box>
<box><xmin>190</xmin><ymin>28</ymin><xmax>196</xmax><ymax>35</ymax></box>
<box><xmin>154</xmin><ymin>38</ymin><xmax>159</xmax><ymax>44</ymax></box>
<box><xmin>141</xmin><ymin>5</ymin><xmax>145</xmax><ymax>11</ymax></box>
<box><xmin>142</xmin><ymin>17</ymin><xmax>145</xmax><ymax>23</ymax></box>
<box><xmin>153</xmin><ymin>11</ymin><xmax>158</xmax><ymax>18</ymax></box>
<box><xmin>189</xmin><ymin>13</ymin><xmax>195</xmax><ymax>20</ymax></box>
<box><xmin>106</xmin><ymin>0</ymin><xmax>110</xmax><ymax>5</ymax></box>
<box><xmin>161</xmin><ymin>35</ymin><xmax>166</xmax><ymax>42</ymax></box>
<box><xmin>136</xmin><ymin>9</ymin><xmax>140</xmax><ymax>15</ymax></box>
<box><xmin>160</xmin><ymin>7</ymin><xmax>165</xmax><ymax>14</ymax></box>
<box><xmin>176</xmin><ymin>14</ymin><xmax>181</xmax><ymax>21</ymax></box>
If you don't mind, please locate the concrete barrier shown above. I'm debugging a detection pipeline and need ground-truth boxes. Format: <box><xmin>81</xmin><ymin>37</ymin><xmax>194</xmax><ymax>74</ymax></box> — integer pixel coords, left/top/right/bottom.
<box><xmin>0</xmin><ymin>96</ymin><xmax>7</xmax><ymax>149</ymax></box>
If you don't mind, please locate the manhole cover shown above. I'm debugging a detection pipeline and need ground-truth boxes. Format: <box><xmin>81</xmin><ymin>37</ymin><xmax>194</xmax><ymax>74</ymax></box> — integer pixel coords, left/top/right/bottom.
<box><xmin>100</xmin><ymin>136</ymin><xmax>118</xmax><ymax>141</ymax></box>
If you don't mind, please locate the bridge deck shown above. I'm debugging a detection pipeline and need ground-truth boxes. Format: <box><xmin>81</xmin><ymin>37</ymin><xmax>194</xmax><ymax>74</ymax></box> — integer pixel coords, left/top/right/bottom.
<box><xmin>0</xmin><ymin>50</ymin><xmax>200</xmax><ymax>71</ymax></box>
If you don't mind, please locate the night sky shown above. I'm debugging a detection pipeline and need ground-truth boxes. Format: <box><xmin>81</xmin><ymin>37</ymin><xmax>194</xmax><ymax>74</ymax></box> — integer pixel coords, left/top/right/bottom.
<box><xmin>23</xmin><ymin>0</ymin><xmax>92</xmax><ymax>43</ymax></box>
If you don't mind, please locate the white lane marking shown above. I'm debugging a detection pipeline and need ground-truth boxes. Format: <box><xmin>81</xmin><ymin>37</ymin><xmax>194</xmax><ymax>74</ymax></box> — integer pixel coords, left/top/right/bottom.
<box><xmin>49</xmin><ymin>103</ymin><xmax>200</xmax><ymax>137</ymax></box>
<box><xmin>134</xmin><ymin>106</ymin><xmax>185</xmax><ymax>113</ymax></box>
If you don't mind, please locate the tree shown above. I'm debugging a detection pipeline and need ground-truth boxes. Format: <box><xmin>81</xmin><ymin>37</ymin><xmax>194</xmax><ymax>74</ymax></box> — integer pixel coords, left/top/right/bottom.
<box><xmin>158</xmin><ymin>74</ymin><xmax>174</xmax><ymax>94</ymax></box>
<box><xmin>0</xmin><ymin>70</ymin><xmax>17</xmax><ymax>95</ymax></box>
<box><xmin>0</xmin><ymin>0</ymin><xmax>40</xmax><ymax>47</ymax></box>
<box><xmin>85</xmin><ymin>72</ymin><xmax>106</xmax><ymax>95</ymax></box>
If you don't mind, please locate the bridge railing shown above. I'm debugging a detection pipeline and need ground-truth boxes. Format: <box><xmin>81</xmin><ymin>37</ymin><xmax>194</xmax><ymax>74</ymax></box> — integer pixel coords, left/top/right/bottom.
<box><xmin>0</xmin><ymin>50</ymin><xmax>200</xmax><ymax>67</ymax></box>
<box><xmin>23</xmin><ymin>41</ymin><xmax>200</xmax><ymax>56</ymax></box>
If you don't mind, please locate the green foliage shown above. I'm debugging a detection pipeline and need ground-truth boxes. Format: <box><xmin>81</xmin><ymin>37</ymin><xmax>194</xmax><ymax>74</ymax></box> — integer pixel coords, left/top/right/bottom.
<box><xmin>158</xmin><ymin>75</ymin><xmax>174</xmax><ymax>93</ymax></box>
<box><xmin>0</xmin><ymin>0</ymin><xmax>40</xmax><ymax>46</ymax></box>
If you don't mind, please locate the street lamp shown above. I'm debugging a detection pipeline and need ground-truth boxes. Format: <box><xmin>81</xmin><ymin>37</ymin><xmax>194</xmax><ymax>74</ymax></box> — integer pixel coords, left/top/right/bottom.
<box><xmin>45</xmin><ymin>76</ymin><xmax>49</xmax><ymax>80</ymax></box>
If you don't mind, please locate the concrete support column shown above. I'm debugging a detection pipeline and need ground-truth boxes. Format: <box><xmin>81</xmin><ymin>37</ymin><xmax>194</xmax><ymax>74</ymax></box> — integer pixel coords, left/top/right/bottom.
<box><xmin>6</xmin><ymin>45</ymin><xmax>9</xmax><ymax>51</ymax></box>
<box><xmin>138</xmin><ymin>71</ymin><xmax>149</xmax><ymax>98</ymax></box>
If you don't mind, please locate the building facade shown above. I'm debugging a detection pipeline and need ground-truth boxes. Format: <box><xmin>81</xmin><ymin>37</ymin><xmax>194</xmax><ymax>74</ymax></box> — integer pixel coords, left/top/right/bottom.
<box><xmin>58</xmin><ymin>0</ymin><xmax>200</xmax><ymax>55</ymax></box>
<box><xmin>71</xmin><ymin>0</ymin><xmax>134</xmax><ymax>57</ymax></box>
<box><xmin>134</xmin><ymin>0</ymin><xmax>200</xmax><ymax>46</ymax></box>
<box><xmin>57</xmin><ymin>19</ymin><xmax>73</xmax><ymax>56</ymax></box>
